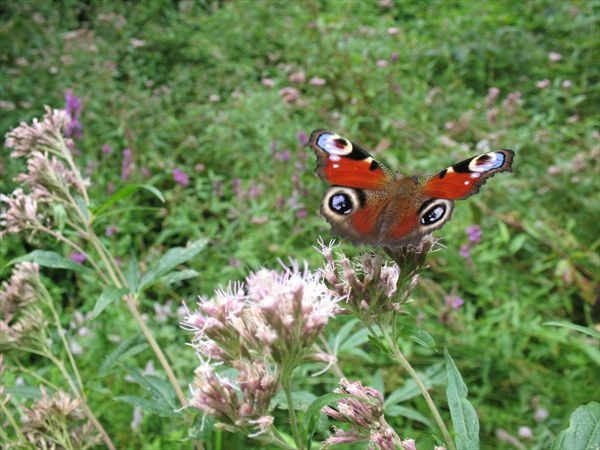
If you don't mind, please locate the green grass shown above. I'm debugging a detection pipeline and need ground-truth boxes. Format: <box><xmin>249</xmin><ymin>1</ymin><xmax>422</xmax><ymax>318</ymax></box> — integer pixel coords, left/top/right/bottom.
<box><xmin>1</xmin><ymin>1</ymin><xmax>599</xmax><ymax>449</ymax></box>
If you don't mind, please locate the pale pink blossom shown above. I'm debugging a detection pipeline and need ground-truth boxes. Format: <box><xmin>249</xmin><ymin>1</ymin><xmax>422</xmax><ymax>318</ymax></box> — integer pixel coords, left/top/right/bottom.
<box><xmin>261</xmin><ymin>78</ymin><xmax>275</xmax><ymax>88</ymax></box>
<box><xmin>548</xmin><ymin>52</ymin><xmax>562</xmax><ymax>62</ymax></box>
<box><xmin>536</xmin><ymin>79</ymin><xmax>551</xmax><ymax>89</ymax></box>
<box><xmin>309</xmin><ymin>77</ymin><xmax>326</xmax><ymax>86</ymax></box>
<box><xmin>5</xmin><ymin>107</ymin><xmax>71</xmax><ymax>158</ymax></box>
<box><xmin>289</xmin><ymin>71</ymin><xmax>306</xmax><ymax>84</ymax></box>
<box><xmin>322</xmin><ymin>378</ymin><xmax>399</xmax><ymax>450</ymax></box>
<box><xmin>387</xmin><ymin>27</ymin><xmax>399</xmax><ymax>35</ymax></box>
<box><xmin>562</xmin><ymin>79</ymin><xmax>572</xmax><ymax>89</ymax></box>
<box><xmin>518</xmin><ymin>426</ymin><xmax>533</xmax><ymax>439</ymax></box>
<box><xmin>279</xmin><ymin>87</ymin><xmax>300</xmax><ymax>104</ymax></box>
<box><xmin>485</xmin><ymin>87</ymin><xmax>500</xmax><ymax>108</ymax></box>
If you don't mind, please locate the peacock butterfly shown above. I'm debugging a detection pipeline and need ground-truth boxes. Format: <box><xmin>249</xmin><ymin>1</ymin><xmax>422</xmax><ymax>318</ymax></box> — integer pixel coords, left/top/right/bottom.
<box><xmin>308</xmin><ymin>130</ymin><xmax>514</xmax><ymax>247</ymax></box>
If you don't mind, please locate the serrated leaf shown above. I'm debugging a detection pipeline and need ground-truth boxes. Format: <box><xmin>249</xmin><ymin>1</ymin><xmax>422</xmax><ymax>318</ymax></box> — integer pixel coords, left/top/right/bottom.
<box><xmin>99</xmin><ymin>335</ymin><xmax>148</xmax><ymax>376</ymax></box>
<box><xmin>402</xmin><ymin>325</ymin><xmax>437</xmax><ymax>350</ymax></box>
<box><xmin>302</xmin><ymin>393</ymin><xmax>350</xmax><ymax>449</ymax></box>
<box><xmin>272</xmin><ymin>390</ymin><xmax>316</xmax><ymax>412</ymax></box>
<box><xmin>115</xmin><ymin>395</ymin><xmax>175</xmax><ymax>417</ymax></box>
<box><xmin>551</xmin><ymin>402</ymin><xmax>600</xmax><ymax>450</ymax></box>
<box><xmin>384</xmin><ymin>404</ymin><xmax>433</xmax><ymax>428</ymax></box>
<box><xmin>93</xmin><ymin>183</ymin><xmax>165</xmax><ymax>217</ymax></box>
<box><xmin>159</xmin><ymin>269</ymin><xmax>199</xmax><ymax>286</ymax></box>
<box><xmin>384</xmin><ymin>363</ymin><xmax>446</xmax><ymax>405</ymax></box>
<box><xmin>138</xmin><ymin>239</ymin><xmax>207</xmax><ymax>291</ymax></box>
<box><xmin>127</xmin><ymin>368</ymin><xmax>177</xmax><ymax>412</ymax></box>
<box><xmin>92</xmin><ymin>285</ymin><xmax>128</xmax><ymax>318</ymax></box>
<box><xmin>445</xmin><ymin>350</ymin><xmax>480</xmax><ymax>450</ymax></box>
<box><xmin>8</xmin><ymin>250</ymin><xmax>86</xmax><ymax>272</ymax></box>
<box><xmin>544</xmin><ymin>321</ymin><xmax>600</xmax><ymax>340</ymax></box>
<box><xmin>5</xmin><ymin>385</ymin><xmax>44</xmax><ymax>400</ymax></box>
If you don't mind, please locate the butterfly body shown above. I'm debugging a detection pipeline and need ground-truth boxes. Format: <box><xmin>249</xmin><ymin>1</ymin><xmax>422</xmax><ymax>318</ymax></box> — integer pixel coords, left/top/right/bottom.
<box><xmin>309</xmin><ymin>130</ymin><xmax>514</xmax><ymax>247</ymax></box>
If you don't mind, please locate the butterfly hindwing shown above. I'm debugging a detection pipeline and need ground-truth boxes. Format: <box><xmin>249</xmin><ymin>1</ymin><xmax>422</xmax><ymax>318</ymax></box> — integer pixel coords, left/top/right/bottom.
<box><xmin>320</xmin><ymin>187</ymin><xmax>388</xmax><ymax>245</ymax></box>
<box><xmin>309</xmin><ymin>130</ymin><xmax>394</xmax><ymax>190</ymax></box>
<box><xmin>423</xmin><ymin>150</ymin><xmax>514</xmax><ymax>200</ymax></box>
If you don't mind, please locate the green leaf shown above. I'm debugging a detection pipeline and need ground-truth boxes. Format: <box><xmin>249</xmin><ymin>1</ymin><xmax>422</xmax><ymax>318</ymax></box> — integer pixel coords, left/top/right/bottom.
<box><xmin>99</xmin><ymin>335</ymin><xmax>148</xmax><ymax>376</ymax></box>
<box><xmin>551</xmin><ymin>402</ymin><xmax>600</xmax><ymax>450</ymax></box>
<box><xmin>544</xmin><ymin>321</ymin><xmax>600</xmax><ymax>340</ymax></box>
<box><xmin>7</xmin><ymin>250</ymin><xmax>85</xmax><ymax>272</ymax></box>
<box><xmin>445</xmin><ymin>350</ymin><xmax>480</xmax><ymax>450</ymax></box>
<box><xmin>5</xmin><ymin>385</ymin><xmax>44</xmax><ymax>400</ymax></box>
<box><xmin>92</xmin><ymin>285</ymin><xmax>128</xmax><ymax>319</ymax></box>
<box><xmin>93</xmin><ymin>183</ymin><xmax>165</xmax><ymax>217</ymax></box>
<box><xmin>402</xmin><ymin>325</ymin><xmax>437</xmax><ymax>350</ymax></box>
<box><xmin>159</xmin><ymin>269</ymin><xmax>199</xmax><ymax>286</ymax></box>
<box><xmin>51</xmin><ymin>203</ymin><xmax>66</xmax><ymax>231</ymax></box>
<box><xmin>127</xmin><ymin>368</ymin><xmax>177</xmax><ymax>412</ymax></box>
<box><xmin>302</xmin><ymin>393</ymin><xmax>350</xmax><ymax>449</ymax></box>
<box><xmin>384</xmin><ymin>404</ymin><xmax>433</xmax><ymax>428</ymax></box>
<box><xmin>115</xmin><ymin>395</ymin><xmax>175</xmax><ymax>417</ymax></box>
<box><xmin>138</xmin><ymin>238</ymin><xmax>207</xmax><ymax>291</ymax></box>
<box><xmin>126</xmin><ymin>256</ymin><xmax>140</xmax><ymax>293</ymax></box>
<box><xmin>384</xmin><ymin>363</ymin><xmax>445</xmax><ymax>404</ymax></box>
<box><xmin>273</xmin><ymin>390</ymin><xmax>316</xmax><ymax>412</ymax></box>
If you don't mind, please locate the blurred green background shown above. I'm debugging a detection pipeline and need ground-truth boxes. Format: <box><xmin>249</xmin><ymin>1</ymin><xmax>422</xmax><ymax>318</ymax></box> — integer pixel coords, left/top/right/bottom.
<box><xmin>1</xmin><ymin>1</ymin><xmax>599</xmax><ymax>449</ymax></box>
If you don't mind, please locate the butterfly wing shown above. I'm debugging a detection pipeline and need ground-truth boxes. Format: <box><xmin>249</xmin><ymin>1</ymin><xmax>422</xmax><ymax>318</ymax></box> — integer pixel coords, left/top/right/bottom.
<box><xmin>309</xmin><ymin>130</ymin><xmax>397</xmax><ymax>244</ymax></box>
<box><xmin>423</xmin><ymin>150</ymin><xmax>515</xmax><ymax>200</ymax></box>
<box><xmin>309</xmin><ymin>130</ymin><xmax>395</xmax><ymax>190</ymax></box>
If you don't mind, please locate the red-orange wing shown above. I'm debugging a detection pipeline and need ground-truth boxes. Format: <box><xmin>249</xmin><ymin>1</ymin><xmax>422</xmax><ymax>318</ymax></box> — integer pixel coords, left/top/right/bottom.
<box><xmin>309</xmin><ymin>130</ymin><xmax>394</xmax><ymax>190</ymax></box>
<box><xmin>423</xmin><ymin>150</ymin><xmax>514</xmax><ymax>200</ymax></box>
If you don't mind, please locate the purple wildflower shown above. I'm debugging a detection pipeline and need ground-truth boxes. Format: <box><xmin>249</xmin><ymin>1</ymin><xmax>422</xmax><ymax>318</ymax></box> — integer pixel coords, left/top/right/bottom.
<box><xmin>297</xmin><ymin>131</ymin><xmax>308</xmax><ymax>146</ymax></box>
<box><xmin>140</xmin><ymin>167</ymin><xmax>151</xmax><ymax>178</ymax></box>
<box><xmin>65</xmin><ymin>89</ymin><xmax>82</xmax><ymax>117</ymax></box>
<box><xmin>390</xmin><ymin>52</ymin><xmax>399</xmax><ymax>63</ymax></box>
<box><xmin>445</xmin><ymin>295</ymin><xmax>464</xmax><ymax>310</ymax></box>
<box><xmin>121</xmin><ymin>148</ymin><xmax>132</xmax><ymax>181</ymax></box>
<box><xmin>69</xmin><ymin>252</ymin><xmax>86</xmax><ymax>265</ymax></box>
<box><xmin>465</xmin><ymin>225</ymin><xmax>482</xmax><ymax>244</ymax></box>
<box><xmin>105</xmin><ymin>226</ymin><xmax>118</xmax><ymax>237</ymax></box>
<box><xmin>101</xmin><ymin>144</ymin><xmax>113</xmax><ymax>154</ymax></box>
<box><xmin>276</xmin><ymin>150</ymin><xmax>291</xmax><ymax>161</ymax></box>
<box><xmin>296</xmin><ymin>209</ymin><xmax>308</xmax><ymax>219</ymax></box>
<box><xmin>64</xmin><ymin>89</ymin><xmax>83</xmax><ymax>138</ymax></box>
<box><xmin>459</xmin><ymin>244</ymin><xmax>470</xmax><ymax>259</ymax></box>
<box><xmin>172</xmin><ymin>168</ymin><xmax>189</xmax><ymax>187</ymax></box>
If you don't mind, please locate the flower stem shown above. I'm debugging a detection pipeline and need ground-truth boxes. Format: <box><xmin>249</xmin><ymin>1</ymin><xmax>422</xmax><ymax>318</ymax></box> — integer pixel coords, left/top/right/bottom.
<box><xmin>0</xmin><ymin>396</ymin><xmax>27</xmax><ymax>444</ymax></box>
<box><xmin>46</xmin><ymin>353</ymin><xmax>116</xmax><ymax>450</ymax></box>
<box><xmin>267</xmin><ymin>426</ymin><xmax>297</xmax><ymax>450</ymax></box>
<box><xmin>383</xmin><ymin>333</ymin><xmax>455</xmax><ymax>450</ymax></box>
<box><xmin>282</xmin><ymin>377</ymin><xmax>303</xmax><ymax>450</ymax></box>
<box><xmin>42</xmin><ymin>284</ymin><xmax>84</xmax><ymax>394</ymax></box>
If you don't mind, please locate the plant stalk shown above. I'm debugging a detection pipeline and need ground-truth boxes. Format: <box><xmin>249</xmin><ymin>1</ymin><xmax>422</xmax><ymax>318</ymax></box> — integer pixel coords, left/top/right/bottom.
<box><xmin>46</xmin><ymin>354</ymin><xmax>116</xmax><ymax>450</ymax></box>
<box><xmin>385</xmin><ymin>337</ymin><xmax>455</xmax><ymax>450</ymax></box>
<box><xmin>282</xmin><ymin>377</ymin><xmax>303</xmax><ymax>450</ymax></box>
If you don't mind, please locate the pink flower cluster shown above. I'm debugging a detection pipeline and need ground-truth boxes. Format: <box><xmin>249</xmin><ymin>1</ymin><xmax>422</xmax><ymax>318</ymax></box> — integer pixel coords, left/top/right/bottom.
<box><xmin>322</xmin><ymin>378</ymin><xmax>399</xmax><ymax>449</ymax></box>
<box><xmin>183</xmin><ymin>263</ymin><xmax>340</xmax><ymax>435</ymax></box>
<box><xmin>184</xmin><ymin>264</ymin><xmax>339</xmax><ymax>366</ymax></box>
<box><xmin>190</xmin><ymin>360</ymin><xmax>277</xmax><ymax>437</ymax></box>
<box><xmin>317</xmin><ymin>239</ymin><xmax>429</xmax><ymax>319</ymax></box>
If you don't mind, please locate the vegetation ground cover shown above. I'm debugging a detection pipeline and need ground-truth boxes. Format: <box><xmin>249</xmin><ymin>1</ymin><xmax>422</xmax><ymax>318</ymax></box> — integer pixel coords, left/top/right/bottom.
<box><xmin>1</xmin><ymin>1</ymin><xmax>598</xmax><ymax>449</ymax></box>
